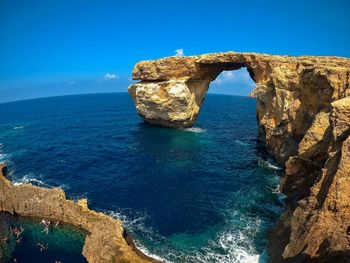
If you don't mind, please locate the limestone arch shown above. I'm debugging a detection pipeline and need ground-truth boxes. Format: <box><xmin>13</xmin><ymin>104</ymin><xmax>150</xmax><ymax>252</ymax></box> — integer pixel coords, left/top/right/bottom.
<box><xmin>128</xmin><ymin>62</ymin><xmax>258</xmax><ymax>128</ymax></box>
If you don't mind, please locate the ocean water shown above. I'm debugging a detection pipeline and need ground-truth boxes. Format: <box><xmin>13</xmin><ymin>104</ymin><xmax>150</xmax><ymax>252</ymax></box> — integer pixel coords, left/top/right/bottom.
<box><xmin>0</xmin><ymin>93</ymin><xmax>283</xmax><ymax>262</ymax></box>
<box><xmin>0</xmin><ymin>212</ymin><xmax>87</xmax><ymax>263</ymax></box>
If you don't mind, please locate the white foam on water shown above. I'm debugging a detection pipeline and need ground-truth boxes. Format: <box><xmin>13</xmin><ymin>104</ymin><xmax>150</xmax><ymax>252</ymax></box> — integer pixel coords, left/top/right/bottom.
<box><xmin>258</xmin><ymin>159</ymin><xmax>282</xmax><ymax>171</ymax></box>
<box><xmin>107</xmin><ymin>210</ymin><xmax>170</xmax><ymax>262</ymax></box>
<box><xmin>235</xmin><ymin>140</ymin><xmax>249</xmax><ymax>146</ymax></box>
<box><xmin>181</xmin><ymin>127</ymin><xmax>206</xmax><ymax>133</ymax></box>
<box><xmin>11</xmin><ymin>171</ymin><xmax>59</xmax><ymax>189</ymax></box>
<box><xmin>271</xmin><ymin>184</ymin><xmax>281</xmax><ymax>194</ymax></box>
<box><xmin>205</xmin><ymin>216</ymin><xmax>264</xmax><ymax>263</ymax></box>
<box><xmin>107</xmin><ymin>208</ymin><xmax>267</xmax><ymax>263</ymax></box>
<box><xmin>0</xmin><ymin>143</ymin><xmax>25</xmax><ymax>163</ymax></box>
<box><xmin>13</xmin><ymin>126</ymin><xmax>24</xmax><ymax>130</ymax></box>
<box><xmin>13</xmin><ymin>173</ymin><xmax>46</xmax><ymax>186</ymax></box>
<box><xmin>0</xmin><ymin>153</ymin><xmax>7</xmax><ymax>161</ymax></box>
<box><xmin>0</xmin><ymin>148</ymin><xmax>64</xmax><ymax>189</ymax></box>
<box><xmin>133</xmin><ymin>242</ymin><xmax>171</xmax><ymax>263</ymax></box>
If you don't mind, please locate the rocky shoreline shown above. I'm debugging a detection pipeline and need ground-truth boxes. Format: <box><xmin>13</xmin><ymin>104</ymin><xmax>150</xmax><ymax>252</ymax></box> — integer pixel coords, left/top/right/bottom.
<box><xmin>128</xmin><ymin>52</ymin><xmax>350</xmax><ymax>262</ymax></box>
<box><xmin>0</xmin><ymin>164</ymin><xmax>160</xmax><ymax>263</ymax></box>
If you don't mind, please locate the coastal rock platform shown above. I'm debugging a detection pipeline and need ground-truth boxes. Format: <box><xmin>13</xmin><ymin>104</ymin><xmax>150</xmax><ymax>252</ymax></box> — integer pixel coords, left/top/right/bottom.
<box><xmin>0</xmin><ymin>164</ymin><xmax>160</xmax><ymax>263</ymax></box>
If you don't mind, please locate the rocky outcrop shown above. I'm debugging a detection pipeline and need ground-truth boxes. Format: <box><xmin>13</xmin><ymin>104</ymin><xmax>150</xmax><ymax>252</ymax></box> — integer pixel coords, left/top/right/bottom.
<box><xmin>0</xmin><ymin>164</ymin><xmax>159</xmax><ymax>263</ymax></box>
<box><xmin>128</xmin><ymin>52</ymin><xmax>350</xmax><ymax>262</ymax></box>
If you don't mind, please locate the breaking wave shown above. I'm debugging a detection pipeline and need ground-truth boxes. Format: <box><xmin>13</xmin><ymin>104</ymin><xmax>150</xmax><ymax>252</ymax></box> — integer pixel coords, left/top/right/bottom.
<box><xmin>107</xmin><ymin>210</ymin><xmax>168</xmax><ymax>262</ymax></box>
<box><xmin>12</xmin><ymin>172</ymin><xmax>46</xmax><ymax>186</ymax></box>
<box><xmin>11</xmin><ymin>172</ymin><xmax>68</xmax><ymax>190</ymax></box>
<box><xmin>107</xmin><ymin>209</ymin><xmax>267</xmax><ymax>263</ymax></box>
<box><xmin>258</xmin><ymin>159</ymin><xmax>282</xmax><ymax>171</ymax></box>
<box><xmin>181</xmin><ymin>127</ymin><xmax>206</xmax><ymax>133</ymax></box>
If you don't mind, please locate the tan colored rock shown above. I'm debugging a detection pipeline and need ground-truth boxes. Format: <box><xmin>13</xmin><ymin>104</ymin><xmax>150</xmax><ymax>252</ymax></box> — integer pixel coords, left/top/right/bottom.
<box><xmin>297</xmin><ymin>111</ymin><xmax>331</xmax><ymax>158</ymax></box>
<box><xmin>281</xmin><ymin>133</ymin><xmax>350</xmax><ymax>262</ymax></box>
<box><xmin>129</xmin><ymin>51</ymin><xmax>350</xmax><ymax>262</ymax></box>
<box><xmin>276</xmin><ymin>97</ymin><xmax>350</xmax><ymax>261</ymax></box>
<box><xmin>129</xmin><ymin>52</ymin><xmax>350</xmax><ymax>162</ymax></box>
<box><xmin>128</xmin><ymin>80</ymin><xmax>209</xmax><ymax>127</ymax></box>
<box><xmin>331</xmin><ymin>96</ymin><xmax>350</xmax><ymax>141</ymax></box>
<box><xmin>0</xmin><ymin>164</ymin><xmax>160</xmax><ymax>263</ymax></box>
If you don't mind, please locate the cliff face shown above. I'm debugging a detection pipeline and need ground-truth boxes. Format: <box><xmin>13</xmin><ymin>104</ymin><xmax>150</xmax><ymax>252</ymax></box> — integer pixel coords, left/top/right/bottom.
<box><xmin>0</xmin><ymin>165</ymin><xmax>158</xmax><ymax>263</ymax></box>
<box><xmin>128</xmin><ymin>52</ymin><xmax>350</xmax><ymax>262</ymax></box>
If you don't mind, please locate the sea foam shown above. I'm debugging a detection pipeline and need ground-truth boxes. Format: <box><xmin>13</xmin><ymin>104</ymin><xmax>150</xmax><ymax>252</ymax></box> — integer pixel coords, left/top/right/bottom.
<box><xmin>13</xmin><ymin>174</ymin><xmax>45</xmax><ymax>186</ymax></box>
<box><xmin>181</xmin><ymin>127</ymin><xmax>206</xmax><ymax>133</ymax></box>
<box><xmin>258</xmin><ymin>159</ymin><xmax>282</xmax><ymax>171</ymax></box>
<box><xmin>107</xmin><ymin>209</ymin><xmax>266</xmax><ymax>263</ymax></box>
<box><xmin>107</xmin><ymin>210</ymin><xmax>168</xmax><ymax>262</ymax></box>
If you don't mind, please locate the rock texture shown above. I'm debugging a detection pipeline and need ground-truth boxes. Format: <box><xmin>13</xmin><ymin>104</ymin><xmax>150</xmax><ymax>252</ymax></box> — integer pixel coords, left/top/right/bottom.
<box><xmin>0</xmin><ymin>164</ymin><xmax>159</xmax><ymax>263</ymax></box>
<box><xmin>128</xmin><ymin>52</ymin><xmax>350</xmax><ymax>262</ymax></box>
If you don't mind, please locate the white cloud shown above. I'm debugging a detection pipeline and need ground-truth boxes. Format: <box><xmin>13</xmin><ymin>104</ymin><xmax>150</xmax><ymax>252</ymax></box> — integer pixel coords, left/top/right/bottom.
<box><xmin>104</xmin><ymin>73</ymin><xmax>119</xmax><ymax>80</ymax></box>
<box><xmin>212</xmin><ymin>69</ymin><xmax>251</xmax><ymax>85</ymax></box>
<box><xmin>175</xmin><ymin>49</ymin><xmax>184</xmax><ymax>57</ymax></box>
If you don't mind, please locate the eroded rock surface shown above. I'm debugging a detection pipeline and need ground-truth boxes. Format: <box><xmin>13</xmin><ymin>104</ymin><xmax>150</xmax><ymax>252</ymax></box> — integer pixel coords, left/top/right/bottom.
<box><xmin>0</xmin><ymin>164</ymin><xmax>159</xmax><ymax>263</ymax></box>
<box><xmin>128</xmin><ymin>52</ymin><xmax>350</xmax><ymax>262</ymax></box>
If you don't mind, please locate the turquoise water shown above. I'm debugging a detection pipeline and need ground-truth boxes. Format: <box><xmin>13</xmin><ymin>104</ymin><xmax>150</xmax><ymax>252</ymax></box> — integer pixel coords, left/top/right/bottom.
<box><xmin>0</xmin><ymin>212</ymin><xmax>87</xmax><ymax>263</ymax></box>
<box><xmin>0</xmin><ymin>93</ymin><xmax>283</xmax><ymax>262</ymax></box>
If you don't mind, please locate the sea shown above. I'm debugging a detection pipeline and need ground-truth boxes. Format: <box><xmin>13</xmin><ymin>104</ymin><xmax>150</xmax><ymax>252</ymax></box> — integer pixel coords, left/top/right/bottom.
<box><xmin>0</xmin><ymin>93</ymin><xmax>284</xmax><ymax>263</ymax></box>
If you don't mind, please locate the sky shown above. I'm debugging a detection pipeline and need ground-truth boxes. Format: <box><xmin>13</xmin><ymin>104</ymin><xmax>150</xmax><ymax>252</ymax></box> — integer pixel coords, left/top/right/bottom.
<box><xmin>1</xmin><ymin>0</ymin><xmax>350</xmax><ymax>103</ymax></box>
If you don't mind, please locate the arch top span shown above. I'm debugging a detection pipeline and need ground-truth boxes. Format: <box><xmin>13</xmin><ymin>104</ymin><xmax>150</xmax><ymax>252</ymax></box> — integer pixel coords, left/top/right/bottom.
<box><xmin>131</xmin><ymin>52</ymin><xmax>257</xmax><ymax>81</ymax></box>
<box><xmin>128</xmin><ymin>51</ymin><xmax>349</xmax><ymax>131</ymax></box>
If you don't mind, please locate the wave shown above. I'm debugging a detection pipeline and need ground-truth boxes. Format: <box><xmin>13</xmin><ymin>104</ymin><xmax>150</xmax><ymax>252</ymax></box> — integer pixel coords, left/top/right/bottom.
<box><xmin>235</xmin><ymin>140</ymin><xmax>249</xmax><ymax>146</ymax></box>
<box><xmin>209</xmin><ymin>215</ymin><xmax>264</xmax><ymax>263</ymax></box>
<box><xmin>131</xmin><ymin>242</ymin><xmax>170</xmax><ymax>263</ymax></box>
<box><xmin>14</xmin><ymin>126</ymin><xmax>24</xmax><ymax>130</ymax></box>
<box><xmin>0</xmin><ymin>153</ymin><xmax>7</xmax><ymax>161</ymax></box>
<box><xmin>258</xmin><ymin>159</ymin><xmax>282</xmax><ymax>171</ymax></box>
<box><xmin>107</xmin><ymin>209</ymin><xmax>265</xmax><ymax>263</ymax></box>
<box><xmin>107</xmin><ymin>210</ymin><xmax>169</xmax><ymax>262</ymax></box>
<box><xmin>181</xmin><ymin>127</ymin><xmax>206</xmax><ymax>133</ymax></box>
<box><xmin>0</xmin><ymin>145</ymin><xmax>26</xmax><ymax>163</ymax></box>
<box><xmin>13</xmin><ymin>173</ymin><xmax>46</xmax><ymax>186</ymax></box>
<box><xmin>12</xmin><ymin>174</ymin><xmax>69</xmax><ymax>191</ymax></box>
<box><xmin>0</xmin><ymin>143</ymin><xmax>6</xmax><ymax>161</ymax></box>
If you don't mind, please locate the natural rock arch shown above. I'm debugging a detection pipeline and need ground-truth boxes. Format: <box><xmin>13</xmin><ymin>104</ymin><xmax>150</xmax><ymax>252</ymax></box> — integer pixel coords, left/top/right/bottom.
<box><xmin>128</xmin><ymin>55</ymin><xmax>257</xmax><ymax>129</ymax></box>
<box><xmin>128</xmin><ymin>52</ymin><xmax>349</xmax><ymax>162</ymax></box>
<box><xmin>128</xmin><ymin>52</ymin><xmax>350</xmax><ymax>262</ymax></box>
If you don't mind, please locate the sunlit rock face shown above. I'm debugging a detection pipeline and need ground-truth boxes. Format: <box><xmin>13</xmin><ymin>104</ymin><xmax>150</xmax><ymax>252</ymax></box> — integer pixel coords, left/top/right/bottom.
<box><xmin>128</xmin><ymin>52</ymin><xmax>350</xmax><ymax>162</ymax></box>
<box><xmin>129</xmin><ymin>52</ymin><xmax>350</xmax><ymax>262</ymax></box>
<box><xmin>128</xmin><ymin>79</ymin><xmax>209</xmax><ymax>128</ymax></box>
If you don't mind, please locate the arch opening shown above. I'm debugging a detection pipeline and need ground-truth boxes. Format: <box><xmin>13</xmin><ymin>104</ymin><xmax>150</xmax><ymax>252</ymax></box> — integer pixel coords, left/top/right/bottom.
<box><xmin>208</xmin><ymin>67</ymin><xmax>256</xmax><ymax>97</ymax></box>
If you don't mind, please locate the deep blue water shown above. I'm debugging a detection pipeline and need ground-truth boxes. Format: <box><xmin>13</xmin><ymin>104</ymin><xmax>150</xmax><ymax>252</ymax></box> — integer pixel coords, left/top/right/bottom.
<box><xmin>0</xmin><ymin>93</ymin><xmax>283</xmax><ymax>262</ymax></box>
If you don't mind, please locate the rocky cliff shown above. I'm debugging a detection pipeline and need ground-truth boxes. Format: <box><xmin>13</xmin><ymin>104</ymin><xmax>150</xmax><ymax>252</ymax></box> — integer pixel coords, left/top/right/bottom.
<box><xmin>0</xmin><ymin>164</ymin><xmax>159</xmax><ymax>263</ymax></box>
<box><xmin>128</xmin><ymin>52</ymin><xmax>350</xmax><ymax>262</ymax></box>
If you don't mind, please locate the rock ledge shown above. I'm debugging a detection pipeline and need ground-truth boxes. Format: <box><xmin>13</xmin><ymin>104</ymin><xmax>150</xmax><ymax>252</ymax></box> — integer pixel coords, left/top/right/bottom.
<box><xmin>0</xmin><ymin>164</ymin><xmax>160</xmax><ymax>263</ymax></box>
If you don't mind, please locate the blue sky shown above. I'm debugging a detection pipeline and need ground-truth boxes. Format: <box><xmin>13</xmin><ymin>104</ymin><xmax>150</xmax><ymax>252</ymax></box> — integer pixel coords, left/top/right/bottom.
<box><xmin>1</xmin><ymin>0</ymin><xmax>349</xmax><ymax>103</ymax></box>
